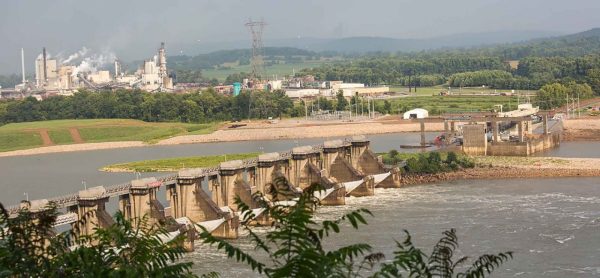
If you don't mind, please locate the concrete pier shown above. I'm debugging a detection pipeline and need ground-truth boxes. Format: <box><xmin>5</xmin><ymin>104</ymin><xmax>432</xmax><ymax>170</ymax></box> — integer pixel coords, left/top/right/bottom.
<box><xmin>349</xmin><ymin>135</ymin><xmax>402</xmax><ymax>188</ymax></box>
<box><xmin>289</xmin><ymin>146</ymin><xmax>322</xmax><ymax>190</ymax></box>
<box><xmin>255</xmin><ymin>152</ymin><xmax>297</xmax><ymax>201</ymax></box>
<box><xmin>216</xmin><ymin>160</ymin><xmax>253</xmax><ymax>210</ymax></box>
<box><xmin>71</xmin><ymin>186</ymin><xmax>114</xmax><ymax>237</ymax></box>
<box><xmin>119</xmin><ymin>177</ymin><xmax>165</xmax><ymax>228</ymax></box>
<box><xmin>322</xmin><ymin>140</ymin><xmax>375</xmax><ymax>197</ymax></box>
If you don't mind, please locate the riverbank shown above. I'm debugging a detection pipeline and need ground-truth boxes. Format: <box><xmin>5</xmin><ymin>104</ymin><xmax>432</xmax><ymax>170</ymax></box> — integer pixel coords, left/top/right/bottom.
<box><xmin>401</xmin><ymin>156</ymin><xmax>600</xmax><ymax>185</ymax></box>
<box><xmin>101</xmin><ymin>152</ymin><xmax>259</xmax><ymax>172</ymax></box>
<box><xmin>2</xmin><ymin>116</ymin><xmax>599</xmax><ymax>158</ymax></box>
<box><xmin>0</xmin><ymin>117</ymin><xmax>443</xmax><ymax>157</ymax></box>
<box><xmin>562</xmin><ymin>117</ymin><xmax>600</xmax><ymax>141</ymax></box>
<box><xmin>156</xmin><ymin>117</ymin><xmax>443</xmax><ymax>145</ymax></box>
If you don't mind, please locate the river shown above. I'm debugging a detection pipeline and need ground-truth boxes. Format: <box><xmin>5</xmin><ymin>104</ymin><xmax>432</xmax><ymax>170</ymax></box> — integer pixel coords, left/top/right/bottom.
<box><xmin>0</xmin><ymin>133</ymin><xmax>599</xmax><ymax>277</ymax></box>
<box><xmin>0</xmin><ymin>132</ymin><xmax>437</xmax><ymax>205</ymax></box>
<box><xmin>189</xmin><ymin>177</ymin><xmax>600</xmax><ymax>277</ymax></box>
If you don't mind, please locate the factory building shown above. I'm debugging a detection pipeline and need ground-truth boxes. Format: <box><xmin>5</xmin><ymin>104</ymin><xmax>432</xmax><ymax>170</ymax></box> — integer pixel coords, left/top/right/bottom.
<box><xmin>35</xmin><ymin>48</ymin><xmax>59</xmax><ymax>90</ymax></box>
<box><xmin>32</xmin><ymin>42</ymin><xmax>174</xmax><ymax>93</ymax></box>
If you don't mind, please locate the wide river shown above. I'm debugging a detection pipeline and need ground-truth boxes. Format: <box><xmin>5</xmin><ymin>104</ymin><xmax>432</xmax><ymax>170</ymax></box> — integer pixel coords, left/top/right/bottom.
<box><xmin>0</xmin><ymin>133</ymin><xmax>598</xmax><ymax>277</ymax></box>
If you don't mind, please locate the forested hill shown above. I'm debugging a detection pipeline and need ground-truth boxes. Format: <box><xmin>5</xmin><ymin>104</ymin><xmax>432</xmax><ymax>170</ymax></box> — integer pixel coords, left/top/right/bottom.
<box><xmin>298</xmin><ymin>29</ymin><xmax>600</xmax><ymax>92</ymax></box>
<box><xmin>462</xmin><ymin>28</ymin><xmax>600</xmax><ymax>59</ymax></box>
<box><xmin>161</xmin><ymin>47</ymin><xmax>321</xmax><ymax>70</ymax></box>
<box><xmin>306</xmin><ymin>30</ymin><xmax>559</xmax><ymax>53</ymax></box>
<box><xmin>164</xmin><ymin>28</ymin><xmax>600</xmax><ymax>71</ymax></box>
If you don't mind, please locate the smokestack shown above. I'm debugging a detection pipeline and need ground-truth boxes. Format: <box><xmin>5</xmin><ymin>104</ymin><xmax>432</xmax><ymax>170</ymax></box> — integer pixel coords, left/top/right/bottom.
<box><xmin>158</xmin><ymin>42</ymin><xmax>167</xmax><ymax>78</ymax></box>
<box><xmin>114</xmin><ymin>59</ymin><xmax>120</xmax><ymax>77</ymax></box>
<box><xmin>42</xmin><ymin>47</ymin><xmax>47</xmax><ymax>83</ymax></box>
<box><xmin>21</xmin><ymin>48</ymin><xmax>26</xmax><ymax>83</ymax></box>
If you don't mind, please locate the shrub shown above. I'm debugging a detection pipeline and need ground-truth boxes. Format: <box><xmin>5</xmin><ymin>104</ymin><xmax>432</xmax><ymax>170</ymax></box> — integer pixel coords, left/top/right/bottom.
<box><xmin>0</xmin><ymin>203</ymin><xmax>197</xmax><ymax>277</ymax></box>
<box><xmin>403</xmin><ymin>151</ymin><xmax>475</xmax><ymax>174</ymax></box>
<box><xmin>446</xmin><ymin>151</ymin><xmax>458</xmax><ymax>164</ymax></box>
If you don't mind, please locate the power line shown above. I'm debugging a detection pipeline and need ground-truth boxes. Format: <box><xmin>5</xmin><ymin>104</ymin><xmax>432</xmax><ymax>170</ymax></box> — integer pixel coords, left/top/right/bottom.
<box><xmin>245</xmin><ymin>18</ymin><xmax>267</xmax><ymax>81</ymax></box>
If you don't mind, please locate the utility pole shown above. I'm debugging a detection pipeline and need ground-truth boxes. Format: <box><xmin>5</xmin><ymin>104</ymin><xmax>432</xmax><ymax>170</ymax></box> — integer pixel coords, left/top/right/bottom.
<box><xmin>565</xmin><ymin>95</ymin><xmax>569</xmax><ymax>119</ymax></box>
<box><xmin>317</xmin><ymin>97</ymin><xmax>320</xmax><ymax>111</ymax></box>
<box><xmin>571</xmin><ymin>97</ymin><xmax>577</xmax><ymax>118</ymax></box>
<box><xmin>577</xmin><ymin>94</ymin><xmax>581</xmax><ymax>118</ymax></box>
<box><xmin>367</xmin><ymin>98</ymin><xmax>370</xmax><ymax>118</ymax></box>
<box><xmin>372</xmin><ymin>98</ymin><xmax>375</xmax><ymax>118</ymax></box>
<box><xmin>349</xmin><ymin>103</ymin><xmax>352</xmax><ymax>120</ymax></box>
<box><xmin>361</xmin><ymin>97</ymin><xmax>364</xmax><ymax>116</ymax></box>
<box><xmin>248</xmin><ymin>92</ymin><xmax>252</xmax><ymax>122</ymax></box>
<box><xmin>302</xmin><ymin>98</ymin><xmax>307</xmax><ymax>120</ymax></box>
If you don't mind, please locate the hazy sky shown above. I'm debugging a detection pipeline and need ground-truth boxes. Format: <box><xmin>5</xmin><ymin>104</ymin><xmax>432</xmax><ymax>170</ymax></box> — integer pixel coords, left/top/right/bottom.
<box><xmin>1</xmin><ymin>0</ymin><xmax>600</xmax><ymax>74</ymax></box>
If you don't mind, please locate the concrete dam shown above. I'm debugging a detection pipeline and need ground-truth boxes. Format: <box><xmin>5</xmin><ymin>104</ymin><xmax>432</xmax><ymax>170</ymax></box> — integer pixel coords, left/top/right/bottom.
<box><xmin>7</xmin><ymin>136</ymin><xmax>402</xmax><ymax>248</ymax></box>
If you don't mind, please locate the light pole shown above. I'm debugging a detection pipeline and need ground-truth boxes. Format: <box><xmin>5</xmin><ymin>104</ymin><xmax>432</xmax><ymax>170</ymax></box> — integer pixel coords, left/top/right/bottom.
<box><xmin>578</xmin><ymin>93</ymin><xmax>581</xmax><ymax>118</ymax></box>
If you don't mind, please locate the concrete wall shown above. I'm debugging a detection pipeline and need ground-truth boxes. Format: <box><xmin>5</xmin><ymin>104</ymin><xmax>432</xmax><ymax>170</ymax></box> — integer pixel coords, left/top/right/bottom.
<box><xmin>172</xmin><ymin>177</ymin><xmax>221</xmax><ymax>222</ymax></box>
<box><xmin>290</xmin><ymin>153</ymin><xmax>322</xmax><ymax>190</ymax></box>
<box><xmin>462</xmin><ymin>124</ymin><xmax>487</xmax><ymax>156</ymax></box>
<box><xmin>487</xmin><ymin>132</ymin><xmax>560</xmax><ymax>156</ymax></box>
<box><xmin>329</xmin><ymin>155</ymin><xmax>363</xmax><ymax>182</ymax></box>
<box><xmin>528</xmin><ymin>132</ymin><xmax>561</xmax><ymax>155</ymax></box>
<box><xmin>487</xmin><ymin>142</ymin><xmax>529</xmax><ymax>156</ymax></box>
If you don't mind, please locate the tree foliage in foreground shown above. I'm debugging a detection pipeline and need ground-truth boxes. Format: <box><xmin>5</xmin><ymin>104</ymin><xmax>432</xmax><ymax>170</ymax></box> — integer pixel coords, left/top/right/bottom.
<box><xmin>0</xmin><ymin>203</ymin><xmax>197</xmax><ymax>277</ymax></box>
<box><xmin>199</xmin><ymin>177</ymin><xmax>513</xmax><ymax>277</ymax></box>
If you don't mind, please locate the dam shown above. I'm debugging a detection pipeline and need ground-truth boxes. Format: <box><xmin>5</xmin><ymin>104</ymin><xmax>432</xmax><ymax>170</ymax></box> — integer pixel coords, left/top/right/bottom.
<box><xmin>8</xmin><ymin>136</ymin><xmax>402</xmax><ymax>243</ymax></box>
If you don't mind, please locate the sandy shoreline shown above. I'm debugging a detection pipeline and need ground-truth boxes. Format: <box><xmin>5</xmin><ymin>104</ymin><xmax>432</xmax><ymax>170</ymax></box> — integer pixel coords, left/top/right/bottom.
<box><xmin>562</xmin><ymin>118</ymin><xmax>600</xmax><ymax>141</ymax></box>
<box><xmin>0</xmin><ymin>141</ymin><xmax>146</xmax><ymax>158</ymax></box>
<box><xmin>0</xmin><ymin>118</ymin><xmax>444</xmax><ymax>158</ymax></box>
<box><xmin>402</xmin><ymin>156</ymin><xmax>600</xmax><ymax>185</ymax></box>
<box><xmin>1</xmin><ymin>116</ymin><xmax>599</xmax><ymax>158</ymax></box>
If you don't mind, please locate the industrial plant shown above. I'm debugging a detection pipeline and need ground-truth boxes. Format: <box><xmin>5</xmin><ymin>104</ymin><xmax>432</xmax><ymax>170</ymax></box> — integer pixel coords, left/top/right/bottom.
<box><xmin>8</xmin><ymin>42</ymin><xmax>174</xmax><ymax>98</ymax></box>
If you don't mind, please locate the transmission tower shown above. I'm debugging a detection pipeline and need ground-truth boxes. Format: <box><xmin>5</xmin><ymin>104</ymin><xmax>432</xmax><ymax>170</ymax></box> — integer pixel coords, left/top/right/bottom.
<box><xmin>245</xmin><ymin>18</ymin><xmax>267</xmax><ymax>80</ymax></box>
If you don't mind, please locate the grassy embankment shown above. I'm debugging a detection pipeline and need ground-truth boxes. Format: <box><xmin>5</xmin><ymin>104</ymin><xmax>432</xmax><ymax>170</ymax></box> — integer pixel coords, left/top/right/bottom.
<box><xmin>102</xmin><ymin>152</ymin><xmax>260</xmax><ymax>172</ymax></box>
<box><xmin>472</xmin><ymin>156</ymin><xmax>570</xmax><ymax>167</ymax></box>
<box><xmin>389</xmin><ymin>85</ymin><xmax>537</xmax><ymax>96</ymax></box>
<box><xmin>379</xmin><ymin>94</ymin><xmax>526</xmax><ymax>115</ymax></box>
<box><xmin>0</xmin><ymin>119</ymin><xmax>220</xmax><ymax>152</ymax></box>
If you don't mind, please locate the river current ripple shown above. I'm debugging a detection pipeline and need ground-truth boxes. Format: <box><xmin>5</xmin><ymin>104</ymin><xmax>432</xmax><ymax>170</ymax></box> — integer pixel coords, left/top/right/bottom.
<box><xmin>188</xmin><ymin>177</ymin><xmax>600</xmax><ymax>277</ymax></box>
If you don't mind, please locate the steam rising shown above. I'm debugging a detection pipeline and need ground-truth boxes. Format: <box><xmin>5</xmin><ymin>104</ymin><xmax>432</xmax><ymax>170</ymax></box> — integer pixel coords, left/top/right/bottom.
<box><xmin>60</xmin><ymin>47</ymin><xmax>116</xmax><ymax>76</ymax></box>
<box><xmin>61</xmin><ymin>47</ymin><xmax>89</xmax><ymax>64</ymax></box>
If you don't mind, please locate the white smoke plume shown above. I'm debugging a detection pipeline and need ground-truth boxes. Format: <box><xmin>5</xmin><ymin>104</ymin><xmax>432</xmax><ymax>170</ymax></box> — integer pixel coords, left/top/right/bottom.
<box><xmin>68</xmin><ymin>49</ymin><xmax>116</xmax><ymax>77</ymax></box>
<box><xmin>61</xmin><ymin>47</ymin><xmax>89</xmax><ymax>64</ymax></box>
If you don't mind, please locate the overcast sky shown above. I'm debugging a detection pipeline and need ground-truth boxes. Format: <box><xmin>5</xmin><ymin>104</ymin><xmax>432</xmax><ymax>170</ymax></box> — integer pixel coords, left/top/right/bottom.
<box><xmin>2</xmin><ymin>0</ymin><xmax>600</xmax><ymax>74</ymax></box>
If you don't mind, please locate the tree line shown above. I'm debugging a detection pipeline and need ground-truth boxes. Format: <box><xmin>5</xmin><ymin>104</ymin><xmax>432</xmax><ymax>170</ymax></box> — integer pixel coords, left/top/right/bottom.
<box><xmin>0</xmin><ymin>74</ymin><xmax>21</xmax><ymax>88</ymax></box>
<box><xmin>0</xmin><ymin>89</ymin><xmax>296</xmax><ymax>125</ymax></box>
<box><xmin>300</xmin><ymin>54</ymin><xmax>510</xmax><ymax>86</ymax></box>
<box><xmin>536</xmin><ymin>82</ymin><xmax>594</xmax><ymax>110</ymax></box>
<box><xmin>299</xmin><ymin>53</ymin><xmax>600</xmax><ymax>93</ymax></box>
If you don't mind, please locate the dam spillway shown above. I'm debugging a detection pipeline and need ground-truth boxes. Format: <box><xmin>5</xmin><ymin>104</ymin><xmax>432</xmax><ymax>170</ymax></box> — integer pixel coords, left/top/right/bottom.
<box><xmin>8</xmin><ymin>136</ymin><xmax>402</xmax><ymax>242</ymax></box>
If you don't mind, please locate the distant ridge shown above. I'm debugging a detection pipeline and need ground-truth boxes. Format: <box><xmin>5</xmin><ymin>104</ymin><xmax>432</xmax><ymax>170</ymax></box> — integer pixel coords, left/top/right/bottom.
<box><xmin>187</xmin><ymin>30</ymin><xmax>560</xmax><ymax>55</ymax></box>
<box><xmin>304</xmin><ymin>30</ymin><xmax>561</xmax><ymax>53</ymax></box>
